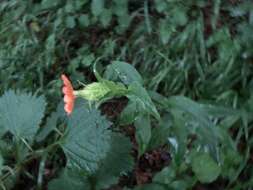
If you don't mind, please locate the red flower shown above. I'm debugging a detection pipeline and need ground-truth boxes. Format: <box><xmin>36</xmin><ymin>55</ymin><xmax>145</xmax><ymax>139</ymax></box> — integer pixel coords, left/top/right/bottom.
<box><xmin>61</xmin><ymin>74</ymin><xmax>75</xmax><ymax>115</ymax></box>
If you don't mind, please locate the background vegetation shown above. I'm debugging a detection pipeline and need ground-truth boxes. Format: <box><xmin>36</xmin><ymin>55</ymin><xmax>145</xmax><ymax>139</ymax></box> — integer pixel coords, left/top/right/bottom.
<box><xmin>0</xmin><ymin>0</ymin><xmax>253</xmax><ymax>189</ymax></box>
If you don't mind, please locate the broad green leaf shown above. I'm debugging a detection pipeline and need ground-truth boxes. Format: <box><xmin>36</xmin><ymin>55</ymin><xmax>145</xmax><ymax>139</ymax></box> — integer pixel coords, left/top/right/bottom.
<box><xmin>127</xmin><ymin>82</ymin><xmax>160</xmax><ymax>120</ymax></box>
<box><xmin>134</xmin><ymin>184</ymin><xmax>166</xmax><ymax>190</ymax></box>
<box><xmin>66</xmin><ymin>16</ymin><xmax>76</xmax><ymax>28</ymax></box>
<box><xmin>191</xmin><ymin>152</ymin><xmax>221</xmax><ymax>183</ymax></box>
<box><xmin>117</xmin><ymin>14</ymin><xmax>131</xmax><ymax>31</ymax></box>
<box><xmin>61</xmin><ymin>104</ymin><xmax>111</xmax><ymax>173</ymax></box>
<box><xmin>78</xmin><ymin>14</ymin><xmax>90</xmax><ymax>27</ymax></box>
<box><xmin>112</xmin><ymin>0</ymin><xmax>128</xmax><ymax>16</ymax></box>
<box><xmin>94</xmin><ymin>134</ymin><xmax>134</xmax><ymax>189</ymax></box>
<box><xmin>100</xmin><ymin>9</ymin><xmax>112</xmax><ymax>27</ymax></box>
<box><xmin>170</xmin><ymin>180</ymin><xmax>189</xmax><ymax>190</ymax></box>
<box><xmin>0</xmin><ymin>91</ymin><xmax>46</xmax><ymax>140</ymax></box>
<box><xmin>119</xmin><ymin>100</ymin><xmax>139</xmax><ymax>125</ymax></box>
<box><xmin>169</xmin><ymin>110</ymin><xmax>189</xmax><ymax>164</ymax></box>
<box><xmin>48</xmin><ymin>169</ymin><xmax>89</xmax><ymax>190</ymax></box>
<box><xmin>166</xmin><ymin>96</ymin><xmax>219</xmax><ymax>159</ymax></box>
<box><xmin>64</xmin><ymin>3</ymin><xmax>75</xmax><ymax>13</ymax></box>
<box><xmin>148</xmin><ymin>113</ymin><xmax>171</xmax><ymax>150</ymax></box>
<box><xmin>0</xmin><ymin>153</ymin><xmax>3</xmax><ymax>175</ymax></box>
<box><xmin>135</xmin><ymin>115</ymin><xmax>151</xmax><ymax>156</ymax></box>
<box><xmin>170</xmin><ymin>7</ymin><xmax>188</xmax><ymax>26</ymax></box>
<box><xmin>153</xmin><ymin>166</ymin><xmax>176</xmax><ymax>184</ymax></box>
<box><xmin>91</xmin><ymin>0</ymin><xmax>104</xmax><ymax>16</ymax></box>
<box><xmin>155</xmin><ymin>0</ymin><xmax>168</xmax><ymax>13</ymax></box>
<box><xmin>46</xmin><ymin>34</ymin><xmax>56</xmax><ymax>50</ymax></box>
<box><xmin>104</xmin><ymin>61</ymin><xmax>143</xmax><ymax>85</ymax></box>
<box><xmin>159</xmin><ymin>19</ymin><xmax>173</xmax><ymax>44</ymax></box>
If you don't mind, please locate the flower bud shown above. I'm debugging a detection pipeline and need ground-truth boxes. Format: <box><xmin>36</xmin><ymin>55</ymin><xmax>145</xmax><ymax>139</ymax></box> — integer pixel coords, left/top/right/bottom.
<box><xmin>74</xmin><ymin>82</ymin><xmax>110</xmax><ymax>101</ymax></box>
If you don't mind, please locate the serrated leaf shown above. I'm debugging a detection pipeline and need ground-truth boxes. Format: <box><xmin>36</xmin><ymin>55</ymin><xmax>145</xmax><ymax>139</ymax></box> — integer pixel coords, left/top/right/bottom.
<box><xmin>48</xmin><ymin>169</ymin><xmax>89</xmax><ymax>190</ymax></box>
<box><xmin>191</xmin><ymin>152</ymin><xmax>221</xmax><ymax>183</ymax></box>
<box><xmin>104</xmin><ymin>61</ymin><xmax>143</xmax><ymax>85</ymax></box>
<box><xmin>94</xmin><ymin>134</ymin><xmax>134</xmax><ymax>189</ymax></box>
<box><xmin>61</xmin><ymin>104</ymin><xmax>111</xmax><ymax>173</ymax></box>
<box><xmin>0</xmin><ymin>91</ymin><xmax>46</xmax><ymax>140</ymax></box>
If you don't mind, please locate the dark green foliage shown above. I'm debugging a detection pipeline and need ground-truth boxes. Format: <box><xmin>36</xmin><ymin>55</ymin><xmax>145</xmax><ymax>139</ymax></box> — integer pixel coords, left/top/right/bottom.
<box><xmin>0</xmin><ymin>0</ymin><xmax>253</xmax><ymax>189</ymax></box>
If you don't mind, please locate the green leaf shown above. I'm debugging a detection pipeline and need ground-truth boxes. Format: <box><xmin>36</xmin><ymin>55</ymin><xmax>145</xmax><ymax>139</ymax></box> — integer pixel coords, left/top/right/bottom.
<box><xmin>153</xmin><ymin>166</ymin><xmax>176</xmax><ymax>185</ymax></box>
<box><xmin>66</xmin><ymin>16</ymin><xmax>76</xmax><ymax>28</ymax></box>
<box><xmin>134</xmin><ymin>184</ymin><xmax>166</xmax><ymax>190</ymax></box>
<box><xmin>119</xmin><ymin>100</ymin><xmax>139</xmax><ymax>125</ymax></box>
<box><xmin>60</xmin><ymin>101</ymin><xmax>133</xmax><ymax>189</ymax></box>
<box><xmin>154</xmin><ymin>0</ymin><xmax>168</xmax><ymax>13</ymax></box>
<box><xmin>94</xmin><ymin>134</ymin><xmax>134</xmax><ymax>189</ymax></box>
<box><xmin>166</xmin><ymin>96</ymin><xmax>219</xmax><ymax>159</ymax></box>
<box><xmin>153</xmin><ymin>166</ymin><xmax>194</xmax><ymax>190</ymax></box>
<box><xmin>0</xmin><ymin>153</ymin><xmax>3</xmax><ymax>175</ymax></box>
<box><xmin>41</xmin><ymin>0</ymin><xmax>61</xmax><ymax>9</ymax></box>
<box><xmin>148</xmin><ymin>113</ymin><xmax>171</xmax><ymax>150</ymax></box>
<box><xmin>169</xmin><ymin>110</ymin><xmax>188</xmax><ymax>164</ymax></box>
<box><xmin>65</xmin><ymin>3</ymin><xmax>75</xmax><ymax>13</ymax></box>
<box><xmin>112</xmin><ymin>0</ymin><xmax>128</xmax><ymax>16</ymax></box>
<box><xmin>46</xmin><ymin>34</ymin><xmax>56</xmax><ymax>50</ymax></box>
<box><xmin>0</xmin><ymin>91</ymin><xmax>46</xmax><ymax>140</ymax></box>
<box><xmin>191</xmin><ymin>152</ymin><xmax>221</xmax><ymax>183</ymax></box>
<box><xmin>100</xmin><ymin>9</ymin><xmax>112</xmax><ymax>27</ymax></box>
<box><xmin>127</xmin><ymin>82</ymin><xmax>160</xmax><ymax>120</ymax></box>
<box><xmin>35</xmin><ymin>99</ymin><xmax>65</xmax><ymax>142</ymax></box>
<box><xmin>104</xmin><ymin>61</ymin><xmax>143</xmax><ymax>85</ymax></box>
<box><xmin>91</xmin><ymin>0</ymin><xmax>104</xmax><ymax>16</ymax></box>
<box><xmin>61</xmin><ymin>105</ymin><xmax>111</xmax><ymax>173</ymax></box>
<box><xmin>135</xmin><ymin>115</ymin><xmax>151</xmax><ymax>156</ymax></box>
<box><xmin>159</xmin><ymin>19</ymin><xmax>173</xmax><ymax>44</ymax></box>
<box><xmin>78</xmin><ymin>14</ymin><xmax>90</xmax><ymax>27</ymax></box>
<box><xmin>117</xmin><ymin>14</ymin><xmax>131</xmax><ymax>31</ymax></box>
<box><xmin>48</xmin><ymin>169</ymin><xmax>89</xmax><ymax>190</ymax></box>
<box><xmin>35</xmin><ymin>111</ymin><xmax>58</xmax><ymax>142</ymax></box>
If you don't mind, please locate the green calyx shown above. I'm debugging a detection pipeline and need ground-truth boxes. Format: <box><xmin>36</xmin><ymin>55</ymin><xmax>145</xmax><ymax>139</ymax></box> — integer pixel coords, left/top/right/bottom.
<box><xmin>74</xmin><ymin>80</ymin><xmax>128</xmax><ymax>101</ymax></box>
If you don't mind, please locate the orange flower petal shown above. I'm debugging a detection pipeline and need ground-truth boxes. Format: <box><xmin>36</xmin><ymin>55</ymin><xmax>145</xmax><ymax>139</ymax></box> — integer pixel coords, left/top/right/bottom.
<box><xmin>64</xmin><ymin>104</ymin><xmax>72</xmax><ymax>115</ymax></box>
<box><xmin>62</xmin><ymin>75</ymin><xmax>73</xmax><ymax>87</ymax></box>
<box><xmin>61</xmin><ymin>74</ymin><xmax>75</xmax><ymax>115</ymax></box>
